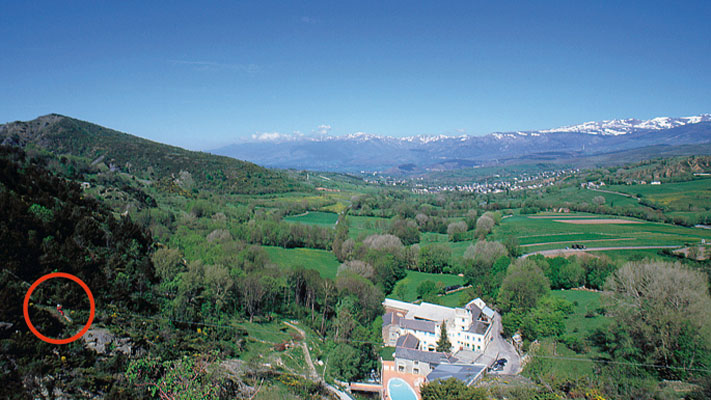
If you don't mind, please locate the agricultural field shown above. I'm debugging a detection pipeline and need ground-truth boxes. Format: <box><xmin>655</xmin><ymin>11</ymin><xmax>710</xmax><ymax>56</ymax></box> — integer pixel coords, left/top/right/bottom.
<box><xmin>495</xmin><ymin>213</ymin><xmax>711</xmax><ymax>253</ymax></box>
<box><xmin>264</xmin><ymin>246</ymin><xmax>341</xmax><ymax>279</ymax></box>
<box><xmin>284</xmin><ymin>211</ymin><xmax>339</xmax><ymax>226</ymax></box>
<box><xmin>389</xmin><ymin>270</ymin><xmax>465</xmax><ymax>303</ymax></box>
<box><xmin>547</xmin><ymin>185</ymin><xmax>641</xmax><ymax>209</ymax></box>
<box><xmin>607</xmin><ymin>178</ymin><xmax>711</xmax><ymax>212</ymax></box>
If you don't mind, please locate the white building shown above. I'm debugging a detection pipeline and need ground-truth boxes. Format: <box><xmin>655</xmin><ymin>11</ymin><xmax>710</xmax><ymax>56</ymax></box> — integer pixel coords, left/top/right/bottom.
<box><xmin>382</xmin><ymin>298</ymin><xmax>494</xmax><ymax>353</ymax></box>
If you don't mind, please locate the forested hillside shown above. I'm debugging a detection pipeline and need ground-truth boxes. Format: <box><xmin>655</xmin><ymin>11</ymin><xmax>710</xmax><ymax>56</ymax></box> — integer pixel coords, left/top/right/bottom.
<box><xmin>0</xmin><ymin>115</ymin><xmax>301</xmax><ymax>194</ymax></box>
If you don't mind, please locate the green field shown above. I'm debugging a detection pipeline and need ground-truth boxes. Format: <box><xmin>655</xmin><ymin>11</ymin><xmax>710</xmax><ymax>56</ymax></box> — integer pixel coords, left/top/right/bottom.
<box><xmin>607</xmin><ymin>178</ymin><xmax>711</xmax><ymax>211</ymax></box>
<box><xmin>390</xmin><ymin>270</ymin><xmax>465</xmax><ymax>302</ymax></box>
<box><xmin>283</xmin><ymin>211</ymin><xmax>339</xmax><ymax>226</ymax></box>
<box><xmin>348</xmin><ymin>215</ymin><xmax>390</xmax><ymax>239</ymax></box>
<box><xmin>264</xmin><ymin>246</ymin><xmax>341</xmax><ymax>279</ymax></box>
<box><xmin>495</xmin><ymin>214</ymin><xmax>711</xmax><ymax>253</ymax></box>
<box><xmin>526</xmin><ymin>290</ymin><xmax>611</xmax><ymax>380</ymax></box>
<box><xmin>550</xmin><ymin>290</ymin><xmax>609</xmax><ymax>340</ymax></box>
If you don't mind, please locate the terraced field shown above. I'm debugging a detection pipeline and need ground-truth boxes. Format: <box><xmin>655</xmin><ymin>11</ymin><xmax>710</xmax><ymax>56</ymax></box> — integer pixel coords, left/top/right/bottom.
<box><xmin>264</xmin><ymin>246</ymin><xmax>340</xmax><ymax>279</ymax></box>
<box><xmin>495</xmin><ymin>213</ymin><xmax>711</xmax><ymax>253</ymax></box>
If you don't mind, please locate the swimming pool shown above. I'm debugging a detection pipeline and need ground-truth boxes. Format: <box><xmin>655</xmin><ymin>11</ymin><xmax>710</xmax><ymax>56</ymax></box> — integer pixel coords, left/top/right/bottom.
<box><xmin>387</xmin><ymin>377</ymin><xmax>417</xmax><ymax>400</ymax></box>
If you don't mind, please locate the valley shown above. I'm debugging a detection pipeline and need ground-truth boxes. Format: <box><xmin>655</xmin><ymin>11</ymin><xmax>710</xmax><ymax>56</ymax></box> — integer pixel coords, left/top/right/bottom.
<box><xmin>1</xmin><ymin>116</ymin><xmax>710</xmax><ymax>400</ymax></box>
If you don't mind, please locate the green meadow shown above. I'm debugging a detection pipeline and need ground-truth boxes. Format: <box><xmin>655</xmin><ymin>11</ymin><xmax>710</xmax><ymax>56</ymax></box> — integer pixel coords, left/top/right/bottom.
<box><xmin>347</xmin><ymin>215</ymin><xmax>391</xmax><ymax>239</ymax></box>
<box><xmin>284</xmin><ymin>211</ymin><xmax>339</xmax><ymax>226</ymax></box>
<box><xmin>607</xmin><ymin>178</ymin><xmax>711</xmax><ymax>211</ymax></box>
<box><xmin>390</xmin><ymin>270</ymin><xmax>465</xmax><ymax>303</ymax></box>
<box><xmin>264</xmin><ymin>246</ymin><xmax>341</xmax><ymax>279</ymax></box>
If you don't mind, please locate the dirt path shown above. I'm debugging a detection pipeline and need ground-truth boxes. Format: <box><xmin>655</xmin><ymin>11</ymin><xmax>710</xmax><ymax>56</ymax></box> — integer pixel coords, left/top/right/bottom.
<box><xmin>520</xmin><ymin>237</ymin><xmax>635</xmax><ymax>248</ymax></box>
<box><xmin>587</xmin><ymin>187</ymin><xmax>638</xmax><ymax>199</ymax></box>
<box><xmin>283</xmin><ymin>321</ymin><xmax>355</xmax><ymax>400</ymax></box>
<box><xmin>283</xmin><ymin>321</ymin><xmax>318</xmax><ymax>380</ymax></box>
<box><xmin>522</xmin><ymin>245</ymin><xmax>681</xmax><ymax>258</ymax></box>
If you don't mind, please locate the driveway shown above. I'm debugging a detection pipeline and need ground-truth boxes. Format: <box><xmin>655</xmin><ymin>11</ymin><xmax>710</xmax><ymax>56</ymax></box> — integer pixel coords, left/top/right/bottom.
<box><xmin>479</xmin><ymin>312</ymin><xmax>520</xmax><ymax>375</ymax></box>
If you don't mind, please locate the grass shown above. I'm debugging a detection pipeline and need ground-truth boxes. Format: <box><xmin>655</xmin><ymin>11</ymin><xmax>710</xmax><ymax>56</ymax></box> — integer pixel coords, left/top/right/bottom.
<box><xmin>526</xmin><ymin>290</ymin><xmax>611</xmax><ymax>380</ymax></box>
<box><xmin>495</xmin><ymin>214</ymin><xmax>711</xmax><ymax>253</ymax></box>
<box><xmin>550</xmin><ymin>290</ymin><xmax>609</xmax><ymax>340</ymax></box>
<box><xmin>381</xmin><ymin>346</ymin><xmax>395</xmax><ymax>361</ymax></box>
<box><xmin>284</xmin><ymin>211</ymin><xmax>339</xmax><ymax>226</ymax></box>
<box><xmin>437</xmin><ymin>291</ymin><xmax>469</xmax><ymax>307</ymax></box>
<box><xmin>264</xmin><ymin>246</ymin><xmax>341</xmax><ymax>279</ymax></box>
<box><xmin>390</xmin><ymin>270</ymin><xmax>465</xmax><ymax>302</ymax></box>
<box><xmin>348</xmin><ymin>215</ymin><xmax>390</xmax><ymax>239</ymax></box>
<box><xmin>608</xmin><ymin>178</ymin><xmax>711</xmax><ymax>211</ymax></box>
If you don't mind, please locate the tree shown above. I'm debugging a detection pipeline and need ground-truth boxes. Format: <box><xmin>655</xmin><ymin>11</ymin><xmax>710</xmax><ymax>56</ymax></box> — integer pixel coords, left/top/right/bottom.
<box><xmin>603</xmin><ymin>261</ymin><xmax>711</xmax><ymax>377</ymax></box>
<box><xmin>447</xmin><ymin>221</ymin><xmax>468</xmax><ymax>241</ymax></box>
<box><xmin>474</xmin><ymin>215</ymin><xmax>495</xmax><ymax>239</ymax></box>
<box><xmin>337</xmin><ymin>260</ymin><xmax>375</xmax><ymax>280</ymax></box>
<box><xmin>592</xmin><ymin>195</ymin><xmax>606</xmax><ymax>206</ymax></box>
<box><xmin>417</xmin><ymin>280</ymin><xmax>441</xmax><ymax>302</ymax></box>
<box><xmin>419</xmin><ymin>243</ymin><xmax>452</xmax><ymax>273</ymax></box>
<box><xmin>497</xmin><ymin>259</ymin><xmax>550</xmax><ymax>313</ymax></box>
<box><xmin>388</xmin><ymin>218</ymin><xmax>420</xmax><ymax>245</ymax></box>
<box><xmin>329</xmin><ymin>343</ymin><xmax>364</xmax><ymax>381</ymax></box>
<box><xmin>420</xmin><ymin>378</ymin><xmax>487</xmax><ymax>400</ymax></box>
<box><xmin>240</xmin><ymin>273</ymin><xmax>265</xmax><ymax>322</ymax></box>
<box><xmin>152</xmin><ymin>247</ymin><xmax>184</xmax><ymax>282</ymax></box>
<box><xmin>436</xmin><ymin>323</ymin><xmax>452</xmax><ymax>353</ymax></box>
<box><xmin>463</xmin><ymin>240</ymin><xmax>508</xmax><ymax>270</ymax></box>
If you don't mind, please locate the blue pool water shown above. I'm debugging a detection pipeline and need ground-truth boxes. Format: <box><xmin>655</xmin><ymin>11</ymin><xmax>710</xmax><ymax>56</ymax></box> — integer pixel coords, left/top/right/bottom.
<box><xmin>387</xmin><ymin>377</ymin><xmax>417</xmax><ymax>400</ymax></box>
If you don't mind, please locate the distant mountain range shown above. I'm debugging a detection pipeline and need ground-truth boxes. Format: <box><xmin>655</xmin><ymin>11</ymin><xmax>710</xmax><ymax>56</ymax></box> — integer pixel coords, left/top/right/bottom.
<box><xmin>212</xmin><ymin>114</ymin><xmax>711</xmax><ymax>173</ymax></box>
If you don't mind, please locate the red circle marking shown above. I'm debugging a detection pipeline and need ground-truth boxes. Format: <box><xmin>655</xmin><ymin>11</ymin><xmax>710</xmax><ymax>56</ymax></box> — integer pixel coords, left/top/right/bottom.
<box><xmin>23</xmin><ymin>272</ymin><xmax>95</xmax><ymax>345</ymax></box>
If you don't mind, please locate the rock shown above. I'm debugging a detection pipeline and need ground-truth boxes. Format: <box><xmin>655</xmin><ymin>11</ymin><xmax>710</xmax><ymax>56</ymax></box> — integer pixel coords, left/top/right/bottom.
<box><xmin>82</xmin><ymin>327</ymin><xmax>133</xmax><ymax>355</ymax></box>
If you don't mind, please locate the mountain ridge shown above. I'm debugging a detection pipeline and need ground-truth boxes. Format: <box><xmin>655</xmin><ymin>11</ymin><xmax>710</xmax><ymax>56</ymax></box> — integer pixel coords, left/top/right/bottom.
<box><xmin>0</xmin><ymin>114</ymin><xmax>301</xmax><ymax>194</ymax></box>
<box><xmin>213</xmin><ymin>115</ymin><xmax>711</xmax><ymax>173</ymax></box>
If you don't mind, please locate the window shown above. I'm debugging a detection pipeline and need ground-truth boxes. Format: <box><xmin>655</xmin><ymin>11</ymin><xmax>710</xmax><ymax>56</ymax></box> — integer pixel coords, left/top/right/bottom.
<box><xmin>414</xmin><ymin>361</ymin><xmax>419</xmax><ymax>365</ymax></box>
<box><xmin>413</xmin><ymin>368</ymin><xmax>419</xmax><ymax>374</ymax></box>
<box><xmin>398</xmin><ymin>365</ymin><xmax>404</xmax><ymax>372</ymax></box>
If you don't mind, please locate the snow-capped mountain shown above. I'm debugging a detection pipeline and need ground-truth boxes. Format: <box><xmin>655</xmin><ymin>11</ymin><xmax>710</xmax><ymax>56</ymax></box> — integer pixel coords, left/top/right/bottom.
<box><xmin>212</xmin><ymin>114</ymin><xmax>711</xmax><ymax>172</ymax></box>
<box><xmin>539</xmin><ymin>114</ymin><xmax>711</xmax><ymax>136</ymax></box>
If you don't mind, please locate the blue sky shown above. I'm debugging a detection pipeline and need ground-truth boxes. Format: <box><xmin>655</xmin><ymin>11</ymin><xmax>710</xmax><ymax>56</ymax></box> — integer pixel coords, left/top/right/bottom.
<box><xmin>1</xmin><ymin>1</ymin><xmax>710</xmax><ymax>150</ymax></box>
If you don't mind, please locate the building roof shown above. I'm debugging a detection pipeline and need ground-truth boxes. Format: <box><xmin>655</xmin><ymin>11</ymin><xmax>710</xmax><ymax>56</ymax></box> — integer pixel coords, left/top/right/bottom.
<box><xmin>426</xmin><ymin>364</ymin><xmax>486</xmax><ymax>385</ymax></box>
<box><xmin>399</xmin><ymin>318</ymin><xmax>437</xmax><ymax>334</ymax></box>
<box><xmin>383</xmin><ymin>312</ymin><xmax>401</xmax><ymax>327</ymax></box>
<box><xmin>466</xmin><ymin>303</ymin><xmax>482</xmax><ymax>320</ymax></box>
<box><xmin>395</xmin><ymin>347</ymin><xmax>454</xmax><ymax>365</ymax></box>
<box><xmin>410</xmin><ymin>302</ymin><xmax>457</xmax><ymax>322</ymax></box>
<box><xmin>383</xmin><ymin>298</ymin><xmax>419</xmax><ymax>313</ymax></box>
<box><xmin>395</xmin><ymin>333</ymin><xmax>420</xmax><ymax>349</ymax></box>
<box><xmin>466</xmin><ymin>320</ymin><xmax>490</xmax><ymax>335</ymax></box>
<box><xmin>481</xmin><ymin>306</ymin><xmax>495</xmax><ymax>319</ymax></box>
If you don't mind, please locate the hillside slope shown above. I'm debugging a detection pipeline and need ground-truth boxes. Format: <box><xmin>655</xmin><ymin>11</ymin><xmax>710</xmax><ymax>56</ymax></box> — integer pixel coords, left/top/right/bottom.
<box><xmin>0</xmin><ymin>114</ymin><xmax>300</xmax><ymax>194</ymax></box>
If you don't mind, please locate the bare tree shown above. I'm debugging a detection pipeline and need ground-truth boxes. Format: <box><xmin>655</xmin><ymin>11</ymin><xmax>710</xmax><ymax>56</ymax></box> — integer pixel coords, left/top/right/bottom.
<box><xmin>604</xmin><ymin>261</ymin><xmax>711</xmax><ymax>370</ymax></box>
<box><xmin>338</xmin><ymin>260</ymin><xmax>375</xmax><ymax>280</ymax></box>
<box><xmin>240</xmin><ymin>274</ymin><xmax>265</xmax><ymax>322</ymax></box>
<box><xmin>474</xmin><ymin>215</ymin><xmax>495</xmax><ymax>239</ymax></box>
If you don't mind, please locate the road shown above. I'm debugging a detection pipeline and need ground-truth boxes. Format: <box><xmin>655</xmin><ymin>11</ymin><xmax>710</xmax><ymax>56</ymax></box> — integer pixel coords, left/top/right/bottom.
<box><xmin>485</xmin><ymin>312</ymin><xmax>521</xmax><ymax>375</ymax></box>
<box><xmin>522</xmin><ymin>245</ymin><xmax>681</xmax><ymax>258</ymax></box>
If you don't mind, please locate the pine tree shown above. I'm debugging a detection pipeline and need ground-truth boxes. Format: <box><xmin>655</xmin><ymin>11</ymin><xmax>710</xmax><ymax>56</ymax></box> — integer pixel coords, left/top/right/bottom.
<box><xmin>436</xmin><ymin>323</ymin><xmax>452</xmax><ymax>353</ymax></box>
